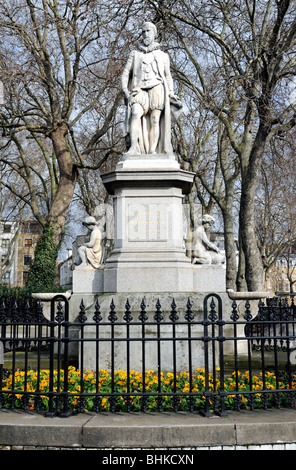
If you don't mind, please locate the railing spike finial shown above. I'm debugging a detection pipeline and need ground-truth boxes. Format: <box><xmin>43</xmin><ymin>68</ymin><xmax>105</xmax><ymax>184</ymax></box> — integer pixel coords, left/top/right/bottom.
<box><xmin>93</xmin><ymin>299</ymin><xmax>102</xmax><ymax>323</ymax></box>
<box><xmin>185</xmin><ymin>297</ymin><xmax>194</xmax><ymax>322</ymax></box>
<box><xmin>154</xmin><ymin>298</ymin><xmax>164</xmax><ymax>322</ymax></box>
<box><xmin>108</xmin><ymin>298</ymin><xmax>118</xmax><ymax>323</ymax></box>
<box><xmin>169</xmin><ymin>298</ymin><xmax>179</xmax><ymax>322</ymax></box>
<box><xmin>139</xmin><ymin>298</ymin><xmax>148</xmax><ymax>322</ymax></box>
<box><xmin>243</xmin><ymin>299</ymin><xmax>252</xmax><ymax>321</ymax></box>
<box><xmin>123</xmin><ymin>298</ymin><xmax>133</xmax><ymax>323</ymax></box>
<box><xmin>230</xmin><ymin>300</ymin><xmax>239</xmax><ymax>322</ymax></box>
<box><xmin>78</xmin><ymin>299</ymin><xmax>87</xmax><ymax>323</ymax></box>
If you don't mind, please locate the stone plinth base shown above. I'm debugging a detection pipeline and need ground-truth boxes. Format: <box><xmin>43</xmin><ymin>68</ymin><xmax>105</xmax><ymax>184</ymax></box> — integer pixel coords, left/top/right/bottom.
<box><xmin>103</xmin><ymin>263</ymin><xmax>226</xmax><ymax>293</ymax></box>
<box><xmin>73</xmin><ymin>292</ymin><xmax>232</xmax><ymax>373</ymax></box>
<box><xmin>192</xmin><ymin>265</ymin><xmax>226</xmax><ymax>292</ymax></box>
<box><xmin>69</xmin><ymin>286</ymin><xmax>230</xmax><ymax>373</ymax></box>
<box><xmin>82</xmin><ymin>319</ymin><xmax>205</xmax><ymax>373</ymax></box>
<box><xmin>72</xmin><ymin>265</ymin><xmax>104</xmax><ymax>294</ymax></box>
<box><xmin>72</xmin><ymin>263</ymin><xmax>226</xmax><ymax>294</ymax></box>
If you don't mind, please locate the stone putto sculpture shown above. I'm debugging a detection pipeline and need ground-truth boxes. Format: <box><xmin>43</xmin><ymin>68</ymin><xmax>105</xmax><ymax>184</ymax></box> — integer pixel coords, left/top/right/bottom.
<box><xmin>121</xmin><ymin>21</ymin><xmax>182</xmax><ymax>155</ymax></box>
<box><xmin>77</xmin><ymin>216</ymin><xmax>104</xmax><ymax>269</ymax></box>
<box><xmin>191</xmin><ymin>215</ymin><xmax>223</xmax><ymax>265</ymax></box>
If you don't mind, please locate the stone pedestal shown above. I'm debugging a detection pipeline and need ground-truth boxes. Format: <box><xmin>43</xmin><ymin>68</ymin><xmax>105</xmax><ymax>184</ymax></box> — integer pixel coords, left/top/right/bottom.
<box><xmin>101</xmin><ymin>154</ymin><xmax>195</xmax><ymax>293</ymax></box>
<box><xmin>70</xmin><ymin>153</ymin><xmax>228</xmax><ymax>371</ymax></box>
<box><xmin>71</xmin><ymin>153</ymin><xmax>227</xmax><ymax>298</ymax></box>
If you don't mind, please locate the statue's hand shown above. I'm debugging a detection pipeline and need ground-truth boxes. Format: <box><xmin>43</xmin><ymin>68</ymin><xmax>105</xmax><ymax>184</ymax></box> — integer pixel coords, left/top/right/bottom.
<box><xmin>131</xmin><ymin>87</ymin><xmax>140</xmax><ymax>96</ymax></box>
<box><xmin>123</xmin><ymin>89</ymin><xmax>131</xmax><ymax>101</ymax></box>
<box><xmin>170</xmin><ymin>93</ymin><xmax>182</xmax><ymax>107</ymax></box>
<box><xmin>208</xmin><ymin>242</ymin><xmax>219</xmax><ymax>253</ymax></box>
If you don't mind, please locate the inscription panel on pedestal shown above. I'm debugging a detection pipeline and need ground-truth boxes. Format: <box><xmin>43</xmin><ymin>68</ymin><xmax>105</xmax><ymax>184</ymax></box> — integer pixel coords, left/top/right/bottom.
<box><xmin>127</xmin><ymin>202</ymin><xmax>170</xmax><ymax>242</ymax></box>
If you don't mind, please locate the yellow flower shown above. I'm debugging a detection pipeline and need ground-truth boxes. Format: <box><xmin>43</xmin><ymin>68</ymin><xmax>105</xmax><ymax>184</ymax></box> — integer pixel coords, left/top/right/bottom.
<box><xmin>232</xmin><ymin>370</ymin><xmax>241</xmax><ymax>377</ymax></box>
<box><xmin>182</xmin><ymin>383</ymin><xmax>190</xmax><ymax>393</ymax></box>
<box><xmin>266</xmin><ymin>383</ymin><xmax>275</xmax><ymax>390</ymax></box>
<box><xmin>102</xmin><ymin>398</ymin><xmax>108</xmax><ymax>408</ymax></box>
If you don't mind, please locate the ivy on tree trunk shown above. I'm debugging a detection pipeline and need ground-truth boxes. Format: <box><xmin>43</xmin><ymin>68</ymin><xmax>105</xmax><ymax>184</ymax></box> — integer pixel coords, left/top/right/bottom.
<box><xmin>26</xmin><ymin>223</ymin><xmax>62</xmax><ymax>293</ymax></box>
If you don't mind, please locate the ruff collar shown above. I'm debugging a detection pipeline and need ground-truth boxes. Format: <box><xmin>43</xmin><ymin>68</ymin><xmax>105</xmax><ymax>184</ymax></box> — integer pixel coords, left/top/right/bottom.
<box><xmin>137</xmin><ymin>41</ymin><xmax>161</xmax><ymax>54</ymax></box>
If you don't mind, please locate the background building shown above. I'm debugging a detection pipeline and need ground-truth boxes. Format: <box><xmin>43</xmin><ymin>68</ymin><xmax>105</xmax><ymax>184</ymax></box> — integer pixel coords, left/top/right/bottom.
<box><xmin>265</xmin><ymin>250</ymin><xmax>296</xmax><ymax>296</ymax></box>
<box><xmin>0</xmin><ymin>220</ymin><xmax>42</xmax><ymax>287</ymax></box>
<box><xmin>0</xmin><ymin>221</ymin><xmax>18</xmax><ymax>286</ymax></box>
<box><xmin>59</xmin><ymin>248</ymin><xmax>73</xmax><ymax>290</ymax></box>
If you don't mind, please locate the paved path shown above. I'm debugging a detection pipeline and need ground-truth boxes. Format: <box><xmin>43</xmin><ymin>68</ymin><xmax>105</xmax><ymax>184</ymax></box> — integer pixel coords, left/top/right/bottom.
<box><xmin>0</xmin><ymin>408</ymin><xmax>296</xmax><ymax>450</ymax></box>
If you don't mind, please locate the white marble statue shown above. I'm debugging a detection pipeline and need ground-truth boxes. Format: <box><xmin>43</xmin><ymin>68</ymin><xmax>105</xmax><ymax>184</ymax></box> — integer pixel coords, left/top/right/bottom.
<box><xmin>77</xmin><ymin>216</ymin><xmax>104</xmax><ymax>269</ymax></box>
<box><xmin>121</xmin><ymin>21</ymin><xmax>182</xmax><ymax>155</ymax></box>
<box><xmin>191</xmin><ymin>215</ymin><xmax>223</xmax><ymax>265</ymax></box>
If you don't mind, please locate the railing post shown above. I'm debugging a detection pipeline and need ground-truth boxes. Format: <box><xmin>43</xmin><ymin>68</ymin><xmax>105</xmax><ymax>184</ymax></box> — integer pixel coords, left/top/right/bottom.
<box><xmin>185</xmin><ymin>298</ymin><xmax>194</xmax><ymax>412</ymax></box>
<box><xmin>202</xmin><ymin>294</ymin><xmax>226</xmax><ymax>417</ymax></box>
<box><xmin>139</xmin><ymin>299</ymin><xmax>148</xmax><ymax>412</ymax></box>
<box><xmin>45</xmin><ymin>294</ymin><xmax>72</xmax><ymax>417</ymax></box>
<box><xmin>45</xmin><ymin>296</ymin><xmax>57</xmax><ymax>417</ymax></box>
<box><xmin>216</xmin><ymin>294</ymin><xmax>227</xmax><ymax>417</ymax></box>
<box><xmin>123</xmin><ymin>299</ymin><xmax>133</xmax><ymax>412</ymax></box>
<box><xmin>78</xmin><ymin>299</ymin><xmax>87</xmax><ymax>413</ymax></box>
<box><xmin>170</xmin><ymin>299</ymin><xmax>179</xmax><ymax>412</ymax></box>
<box><xmin>108</xmin><ymin>299</ymin><xmax>118</xmax><ymax>412</ymax></box>
<box><xmin>202</xmin><ymin>294</ymin><xmax>213</xmax><ymax>417</ymax></box>
<box><xmin>59</xmin><ymin>295</ymin><xmax>72</xmax><ymax>418</ymax></box>
<box><xmin>93</xmin><ymin>299</ymin><xmax>102</xmax><ymax>412</ymax></box>
<box><xmin>230</xmin><ymin>300</ymin><xmax>241</xmax><ymax>411</ymax></box>
<box><xmin>155</xmin><ymin>299</ymin><xmax>164</xmax><ymax>411</ymax></box>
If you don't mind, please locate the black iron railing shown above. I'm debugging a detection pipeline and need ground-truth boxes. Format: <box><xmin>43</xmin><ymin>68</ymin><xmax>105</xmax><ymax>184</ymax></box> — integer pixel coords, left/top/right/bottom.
<box><xmin>0</xmin><ymin>293</ymin><xmax>296</xmax><ymax>417</ymax></box>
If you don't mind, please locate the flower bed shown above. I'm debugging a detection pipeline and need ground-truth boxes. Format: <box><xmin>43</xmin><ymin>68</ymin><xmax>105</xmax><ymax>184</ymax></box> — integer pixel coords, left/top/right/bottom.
<box><xmin>1</xmin><ymin>367</ymin><xmax>295</xmax><ymax>413</ymax></box>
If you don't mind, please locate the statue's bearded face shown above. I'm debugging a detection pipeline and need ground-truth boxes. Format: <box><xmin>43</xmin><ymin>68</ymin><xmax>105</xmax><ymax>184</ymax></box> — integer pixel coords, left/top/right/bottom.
<box><xmin>142</xmin><ymin>24</ymin><xmax>155</xmax><ymax>46</ymax></box>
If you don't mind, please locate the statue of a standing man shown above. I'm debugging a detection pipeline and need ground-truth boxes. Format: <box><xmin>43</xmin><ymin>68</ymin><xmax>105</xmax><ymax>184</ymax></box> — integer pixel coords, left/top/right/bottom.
<box><xmin>121</xmin><ymin>21</ymin><xmax>181</xmax><ymax>155</ymax></box>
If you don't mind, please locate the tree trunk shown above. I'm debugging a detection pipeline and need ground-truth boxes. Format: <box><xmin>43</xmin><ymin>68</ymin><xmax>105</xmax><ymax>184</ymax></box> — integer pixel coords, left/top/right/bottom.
<box><xmin>221</xmin><ymin>205</ymin><xmax>237</xmax><ymax>291</ymax></box>
<box><xmin>239</xmin><ymin>125</ymin><xmax>269</xmax><ymax>291</ymax></box>
<box><xmin>239</xmin><ymin>200</ymin><xmax>264</xmax><ymax>291</ymax></box>
<box><xmin>236</xmin><ymin>229</ymin><xmax>247</xmax><ymax>291</ymax></box>
<box><xmin>27</xmin><ymin>124</ymin><xmax>78</xmax><ymax>291</ymax></box>
<box><xmin>48</xmin><ymin>123</ymin><xmax>78</xmax><ymax>246</ymax></box>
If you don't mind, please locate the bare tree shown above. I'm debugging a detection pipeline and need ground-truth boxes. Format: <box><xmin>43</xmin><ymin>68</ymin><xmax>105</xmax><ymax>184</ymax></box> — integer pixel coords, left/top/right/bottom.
<box><xmin>256</xmin><ymin>133</ymin><xmax>296</xmax><ymax>278</ymax></box>
<box><xmin>0</xmin><ymin>0</ymin><xmax>133</xmax><ymax>247</ymax></box>
<box><xmin>149</xmin><ymin>0</ymin><xmax>296</xmax><ymax>291</ymax></box>
<box><xmin>173</xmin><ymin>99</ymin><xmax>240</xmax><ymax>290</ymax></box>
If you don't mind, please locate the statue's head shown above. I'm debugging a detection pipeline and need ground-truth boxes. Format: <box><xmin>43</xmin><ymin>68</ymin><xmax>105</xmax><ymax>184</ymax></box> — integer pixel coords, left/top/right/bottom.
<box><xmin>141</xmin><ymin>21</ymin><xmax>157</xmax><ymax>46</ymax></box>
<box><xmin>202</xmin><ymin>215</ymin><xmax>215</xmax><ymax>227</ymax></box>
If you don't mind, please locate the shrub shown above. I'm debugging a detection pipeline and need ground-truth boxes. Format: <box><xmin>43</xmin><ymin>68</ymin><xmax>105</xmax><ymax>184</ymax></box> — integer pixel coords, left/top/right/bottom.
<box><xmin>25</xmin><ymin>223</ymin><xmax>62</xmax><ymax>293</ymax></box>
